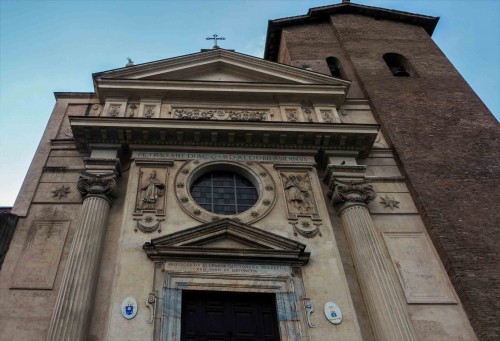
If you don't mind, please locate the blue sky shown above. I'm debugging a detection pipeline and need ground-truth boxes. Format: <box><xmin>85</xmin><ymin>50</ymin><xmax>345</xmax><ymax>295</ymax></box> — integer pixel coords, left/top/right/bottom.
<box><xmin>0</xmin><ymin>0</ymin><xmax>499</xmax><ymax>206</ymax></box>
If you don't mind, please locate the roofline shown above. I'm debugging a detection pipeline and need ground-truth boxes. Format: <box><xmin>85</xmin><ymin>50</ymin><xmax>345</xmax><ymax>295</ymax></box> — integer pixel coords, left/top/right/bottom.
<box><xmin>92</xmin><ymin>48</ymin><xmax>290</xmax><ymax>79</ymax></box>
<box><xmin>264</xmin><ymin>1</ymin><xmax>439</xmax><ymax>61</ymax></box>
<box><xmin>92</xmin><ymin>48</ymin><xmax>349</xmax><ymax>84</ymax></box>
<box><xmin>54</xmin><ymin>92</ymin><xmax>96</xmax><ymax>99</ymax></box>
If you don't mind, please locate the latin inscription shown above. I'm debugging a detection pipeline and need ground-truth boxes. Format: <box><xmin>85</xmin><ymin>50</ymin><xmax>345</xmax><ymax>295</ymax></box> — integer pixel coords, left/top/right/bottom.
<box><xmin>133</xmin><ymin>151</ymin><xmax>313</xmax><ymax>163</ymax></box>
<box><xmin>165</xmin><ymin>262</ymin><xmax>290</xmax><ymax>275</ymax></box>
<box><xmin>383</xmin><ymin>232</ymin><xmax>456</xmax><ymax>304</ymax></box>
<box><xmin>12</xmin><ymin>220</ymin><xmax>70</xmax><ymax>289</ymax></box>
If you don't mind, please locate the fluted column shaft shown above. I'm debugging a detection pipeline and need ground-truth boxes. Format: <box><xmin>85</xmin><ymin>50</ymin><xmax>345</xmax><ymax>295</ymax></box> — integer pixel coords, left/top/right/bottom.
<box><xmin>47</xmin><ymin>171</ymin><xmax>117</xmax><ymax>341</ymax></box>
<box><xmin>332</xmin><ymin>182</ymin><xmax>417</xmax><ymax>341</ymax></box>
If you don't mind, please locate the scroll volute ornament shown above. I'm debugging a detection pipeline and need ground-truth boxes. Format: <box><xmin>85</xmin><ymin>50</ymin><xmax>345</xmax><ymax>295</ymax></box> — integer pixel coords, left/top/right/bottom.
<box><xmin>331</xmin><ymin>181</ymin><xmax>376</xmax><ymax>212</ymax></box>
<box><xmin>77</xmin><ymin>171</ymin><xmax>118</xmax><ymax>202</ymax></box>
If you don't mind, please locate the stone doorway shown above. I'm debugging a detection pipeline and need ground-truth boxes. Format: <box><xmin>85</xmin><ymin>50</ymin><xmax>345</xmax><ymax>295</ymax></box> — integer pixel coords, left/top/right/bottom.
<box><xmin>181</xmin><ymin>290</ymin><xmax>280</xmax><ymax>341</ymax></box>
<box><xmin>143</xmin><ymin>219</ymin><xmax>311</xmax><ymax>341</ymax></box>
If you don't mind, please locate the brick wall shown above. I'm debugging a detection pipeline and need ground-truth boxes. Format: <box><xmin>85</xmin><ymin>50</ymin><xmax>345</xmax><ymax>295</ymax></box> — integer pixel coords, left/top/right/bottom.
<box><xmin>280</xmin><ymin>14</ymin><xmax>499</xmax><ymax>340</ymax></box>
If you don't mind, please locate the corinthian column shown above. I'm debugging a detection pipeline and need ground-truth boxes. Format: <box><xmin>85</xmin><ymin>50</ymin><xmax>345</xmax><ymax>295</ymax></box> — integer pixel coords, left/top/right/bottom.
<box><xmin>332</xmin><ymin>181</ymin><xmax>417</xmax><ymax>341</ymax></box>
<box><xmin>47</xmin><ymin>170</ymin><xmax>117</xmax><ymax>341</ymax></box>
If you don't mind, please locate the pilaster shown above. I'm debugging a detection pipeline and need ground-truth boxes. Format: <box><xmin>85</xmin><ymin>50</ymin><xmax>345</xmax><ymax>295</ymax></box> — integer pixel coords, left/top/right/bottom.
<box><xmin>326</xmin><ymin>160</ymin><xmax>417</xmax><ymax>341</ymax></box>
<box><xmin>46</xmin><ymin>156</ymin><xmax>119</xmax><ymax>341</ymax></box>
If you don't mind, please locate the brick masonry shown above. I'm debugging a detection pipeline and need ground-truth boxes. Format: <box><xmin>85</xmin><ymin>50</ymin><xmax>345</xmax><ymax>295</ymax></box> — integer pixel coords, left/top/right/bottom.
<box><xmin>276</xmin><ymin>13</ymin><xmax>499</xmax><ymax>340</ymax></box>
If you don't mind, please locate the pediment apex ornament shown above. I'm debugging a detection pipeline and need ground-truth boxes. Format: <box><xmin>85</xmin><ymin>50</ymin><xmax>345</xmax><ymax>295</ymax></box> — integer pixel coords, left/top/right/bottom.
<box><xmin>331</xmin><ymin>180</ymin><xmax>376</xmax><ymax>212</ymax></box>
<box><xmin>77</xmin><ymin>171</ymin><xmax>118</xmax><ymax>202</ymax></box>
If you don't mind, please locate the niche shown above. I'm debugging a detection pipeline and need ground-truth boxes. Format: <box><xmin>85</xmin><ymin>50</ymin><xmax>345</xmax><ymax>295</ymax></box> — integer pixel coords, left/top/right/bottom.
<box><xmin>326</xmin><ymin>56</ymin><xmax>343</xmax><ymax>78</ymax></box>
<box><xmin>383</xmin><ymin>53</ymin><xmax>414</xmax><ymax>77</ymax></box>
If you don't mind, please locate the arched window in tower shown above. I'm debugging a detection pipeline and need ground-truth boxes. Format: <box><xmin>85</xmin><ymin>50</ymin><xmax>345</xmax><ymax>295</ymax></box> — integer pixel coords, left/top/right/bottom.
<box><xmin>383</xmin><ymin>53</ymin><xmax>414</xmax><ymax>77</ymax></box>
<box><xmin>326</xmin><ymin>56</ymin><xmax>342</xmax><ymax>78</ymax></box>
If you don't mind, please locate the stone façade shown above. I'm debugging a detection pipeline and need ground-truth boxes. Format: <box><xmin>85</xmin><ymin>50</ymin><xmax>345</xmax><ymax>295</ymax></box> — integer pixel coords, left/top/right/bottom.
<box><xmin>0</xmin><ymin>2</ymin><xmax>491</xmax><ymax>341</ymax></box>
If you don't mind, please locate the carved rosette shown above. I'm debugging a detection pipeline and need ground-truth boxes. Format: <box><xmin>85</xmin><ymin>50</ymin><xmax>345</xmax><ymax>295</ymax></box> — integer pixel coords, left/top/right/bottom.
<box><xmin>107</xmin><ymin>104</ymin><xmax>121</xmax><ymax>117</ymax></box>
<box><xmin>77</xmin><ymin>171</ymin><xmax>117</xmax><ymax>204</ymax></box>
<box><xmin>174</xmin><ymin>159</ymin><xmax>276</xmax><ymax>223</ymax></box>
<box><xmin>331</xmin><ymin>181</ymin><xmax>376</xmax><ymax>213</ymax></box>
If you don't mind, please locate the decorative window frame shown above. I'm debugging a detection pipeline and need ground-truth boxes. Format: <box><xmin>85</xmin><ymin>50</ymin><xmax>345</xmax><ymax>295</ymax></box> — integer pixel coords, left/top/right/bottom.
<box><xmin>174</xmin><ymin>160</ymin><xmax>276</xmax><ymax>223</ymax></box>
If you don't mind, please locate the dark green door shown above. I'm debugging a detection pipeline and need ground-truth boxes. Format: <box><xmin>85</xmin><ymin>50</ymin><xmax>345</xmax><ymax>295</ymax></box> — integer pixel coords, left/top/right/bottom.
<box><xmin>181</xmin><ymin>290</ymin><xmax>281</xmax><ymax>341</ymax></box>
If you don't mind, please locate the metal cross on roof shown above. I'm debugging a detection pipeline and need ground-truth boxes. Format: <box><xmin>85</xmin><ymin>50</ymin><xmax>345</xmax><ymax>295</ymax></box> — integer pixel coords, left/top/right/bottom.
<box><xmin>206</xmin><ymin>34</ymin><xmax>226</xmax><ymax>49</ymax></box>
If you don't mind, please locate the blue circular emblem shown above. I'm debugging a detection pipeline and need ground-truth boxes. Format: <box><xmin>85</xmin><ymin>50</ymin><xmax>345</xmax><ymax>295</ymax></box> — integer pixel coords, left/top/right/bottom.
<box><xmin>121</xmin><ymin>296</ymin><xmax>138</xmax><ymax>320</ymax></box>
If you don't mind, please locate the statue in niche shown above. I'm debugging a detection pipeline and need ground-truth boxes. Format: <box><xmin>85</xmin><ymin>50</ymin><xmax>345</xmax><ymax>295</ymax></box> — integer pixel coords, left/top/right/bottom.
<box><xmin>140</xmin><ymin>171</ymin><xmax>165</xmax><ymax>209</ymax></box>
<box><xmin>281</xmin><ymin>173</ymin><xmax>314</xmax><ymax>212</ymax></box>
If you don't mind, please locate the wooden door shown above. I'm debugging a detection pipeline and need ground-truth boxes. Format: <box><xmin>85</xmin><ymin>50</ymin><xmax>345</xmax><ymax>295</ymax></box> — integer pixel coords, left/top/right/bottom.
<box><xmin>181</xmin><ymin>290</ymin><xmax>281</xmax><ymax>341</ymax></box>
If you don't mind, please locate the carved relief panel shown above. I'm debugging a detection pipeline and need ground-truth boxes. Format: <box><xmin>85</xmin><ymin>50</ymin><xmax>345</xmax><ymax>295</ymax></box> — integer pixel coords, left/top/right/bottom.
<box><xmin>383</xmin><ymin>232</ymin><xmax>456</xmax><ymax>304</ymax></box>
<box><xmin>276</xmin><ymin>167</ymin><xmax>320</xmax><ymax>220</ymax></box>
<box><xmin>11</xmin><ymin>220</ymin><xmax>70</xmax><ymax>289</ymax></box>
<box><xmin>316</xmin><ymin>107</ymin><xmax>341</xmax><ymax>123</ymax></box>
<box><xmin>134</xmin><ymin>164</ymin><xmax>170</xmax><ymax>216</ymax></box>
<box><xmin>300</xmin><ymin>103</ymin><xmax>315</xmax><ymax>122</ymax></box>
<box><xmin>280</xmin><ymin>107</ymin><xmax>302</xmax><ymax>122</ymax></box>
<box><xmin>276</xmin><ymin>166</ymin><xmax>322</xmax><ymax>238</ymax></box>
<box><xmin>172</xmin><ymin>107</ymin><xmax>269</xmax><ymax>121</ymax></box>
<box><xmin>126</xmin><ymin>102</ymin><xmax>139</xmax><ymax>117</ymax></box>
<box><xmin>103</xmin><ymin>98</ymin><xmax>127</xmax><ymax>117</ymax></box>
<box><xmin>139</xmin><ymin>100</ymin><xmax>161</xmax><ymax>119</ymax></box>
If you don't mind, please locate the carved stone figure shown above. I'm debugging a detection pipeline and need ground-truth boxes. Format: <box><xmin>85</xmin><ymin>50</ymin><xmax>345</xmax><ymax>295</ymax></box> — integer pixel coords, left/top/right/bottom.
<box><xmin>140</xmin><ymin>171</ymin><xmax>165</xmax><ymax>208</ymax></box>
<box><xmin>277</xmin><ymin>168</ymin><xmax>320</xmax><ymax>220</ymax></box>
<box><xmin>281</xmin><ymin>173</ymin><xmax>313</xmax><ymax>212</ymax></box>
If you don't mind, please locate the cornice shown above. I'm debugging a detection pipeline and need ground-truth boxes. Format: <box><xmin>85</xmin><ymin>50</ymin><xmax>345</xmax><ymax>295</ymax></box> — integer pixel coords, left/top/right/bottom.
<box><xmin>53</xmin><ymin>92</ymin><xmax>96</xmax><ymax>99</ymax></box>
<box><xmin>95</xmin><ymin>78</ymin><xmax>349</xmax><ymax>105</ymax></box>
<box><xmin>97</xmin><ymin>78</ymin><xmax>347</xmax><ymax>92</ymax></box>
<box><xmin>70</xmin><ymin>116</ymin><xmax>378</xmax><ymax>133</ymax></box>
<box><xmin>69</xmin><ymin>116</ymin><xmax>379</xmax><ymax>158</ymax></box>
<box><xmin>93</xmin><ymin>49</ymin><xmax>350</xmax><ymax>86</ymax></box>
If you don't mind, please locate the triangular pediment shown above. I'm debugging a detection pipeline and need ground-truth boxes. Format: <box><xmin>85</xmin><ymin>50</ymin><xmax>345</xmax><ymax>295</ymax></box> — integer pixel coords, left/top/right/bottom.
<box><xmin>143</xmin><ymin>218</ymin><xmax>310</xmax><ymax>264</ymax></box>
<box><xmin>94</xmin><ymin>49</ymin><xmax>349</xmax><ymax>86</ymax></box>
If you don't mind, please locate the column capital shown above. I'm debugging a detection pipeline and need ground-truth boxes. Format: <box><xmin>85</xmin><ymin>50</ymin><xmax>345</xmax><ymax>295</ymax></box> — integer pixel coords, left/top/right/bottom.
<box><xmin>331</xmin><ymin>181</ymin><xmax>376</xmax><ymax>213</ymax></box>
<box><xmin>77</xmin><ymin>171</ymin><xmax>117</xmax><ymax>203</ymax></box>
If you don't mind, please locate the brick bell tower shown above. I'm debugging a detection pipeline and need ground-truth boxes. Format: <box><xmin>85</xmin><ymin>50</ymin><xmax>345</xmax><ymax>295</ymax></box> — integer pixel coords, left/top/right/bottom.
<box><xmin>265</xmin><ymin>2</ymin><xmax>499</xmax><ymax>340</ymax></box>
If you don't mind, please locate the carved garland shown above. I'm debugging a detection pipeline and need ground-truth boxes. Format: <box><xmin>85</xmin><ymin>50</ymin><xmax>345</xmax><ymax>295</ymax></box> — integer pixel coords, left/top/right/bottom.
<box><xmin>174</xmin><ymin>160</ymin><xmax>276</xmax><ymax>223</ymax></box>
<box><xmin>173</xmin><ymin>108</ymin><xmax>268</xmax><ymax>121</ymax></box>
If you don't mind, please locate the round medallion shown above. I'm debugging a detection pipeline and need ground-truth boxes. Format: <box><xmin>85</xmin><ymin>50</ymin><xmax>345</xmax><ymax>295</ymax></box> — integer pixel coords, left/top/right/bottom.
<box><xmin>324</xmin><ymin>302</ymin><xmax>342</xmax><ymax>325</ymax></box>
<box><xmin>121</xmin><ymin>296</ymin><xmax>138</xmax><ymax>320</ymax></box>
<box><xmin>175</xmin><ymin>160</ymin><xmax>276</xmax><ymax>223</ymax></box>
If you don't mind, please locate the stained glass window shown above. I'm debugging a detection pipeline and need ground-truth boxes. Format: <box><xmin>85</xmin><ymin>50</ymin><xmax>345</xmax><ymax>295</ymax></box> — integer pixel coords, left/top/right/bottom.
<box><xmin>190</xmin><ymin>171</ymin><xmax>258</xmax><ymax>215</ymax></box>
